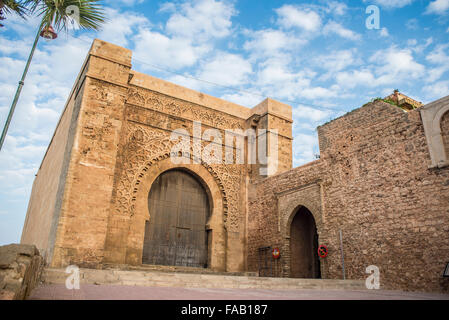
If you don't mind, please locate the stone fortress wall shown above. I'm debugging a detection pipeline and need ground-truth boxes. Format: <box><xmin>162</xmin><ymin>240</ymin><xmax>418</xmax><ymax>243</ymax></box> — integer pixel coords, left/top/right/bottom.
<box><xmin>21</xmin><ymin>39</ymin><xmax>292</xmax><ymax>273</ymax></box>
<box><xmin>248</xmin><ymin>99</ymin><xmax>449</xmax><ymax>293</ymax></box>
<box><xmin>21</xmin><ymin>39</ymin><xmax>449</xmax><ymax>293</ymax></box>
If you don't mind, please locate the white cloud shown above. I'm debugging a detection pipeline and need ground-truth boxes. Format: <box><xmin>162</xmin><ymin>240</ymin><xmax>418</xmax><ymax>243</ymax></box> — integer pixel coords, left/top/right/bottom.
<box><xmin>300</xmin><ymin>86</ymin><xmax>339</xmax><ymax>100</ymax></box>
<box><xmin>244</xmin><ymin>29</ymin><xmax>289</xmax><ymax>54</ymax></box>
<box><xmin>314</xmin><ymin>49</ymin><xmax>359</xmax><ymax>75</ymax></box>
<box><xmin>256</xmin><ymin>59</ymin><xmax>298</xmax><ymax>85</ymax></box>
<box><xmin>98</xmin><ymin>8</ymin><xmax>149</xmax><ymax>47</ymax></box>
<box><xmin>405</xmin><ymin>18</ymin><xmax>419</xmax><ymax>30</ymax></box>
<box><xmin>169</xmin><ymin>52</ymin><xmax>253</xmax><ymax>92</ymax></box>
<box><xmin>0</xmin><ymin>56</ymin><xmax>25</xmax><ymax>83</ymax></box>
<box><xmin>423</xmin><ymin>80</ymin><xmax>449</xmax><ymax>99</ymax></box>
<box><xmin>336</xmin><ymin>70</ymin><xmax>376</xmax><ymax>89</ymax></box>
<box><xmin>425</xmin><ymin>0</ymin><xmax>449</xmax><ymax>15</ymax></box>
<box><xmin>133</xmin><ymin>30</ymin><xmax>210</xmax><ymax>70</ymax></box>
<box><xmin>197</xmin><ymin>52</ymin><xmax>252</xmax><ymax>86</ymax></box>
<box><xmin>328</xmin><ymin>47</ymin><xmax>426</xmax><ymax>93</ymax></box>
<box><xmin>116</xmin><ymin>0</ymin><xmax>144</xmax><ymax>5</ymax></box>
<box><xmin>106</xmin><ymin>0</ymin><xmax>144</xmax><ymax>5</ymax></box>
<box><xmin>428</xmin><ymin>44</ymin><xmax>449</xmax><ymax>64</ymax></box>
<box><xmin>380</xmin><ymin>27</ymin><xmax>389</xmax><ymax>37</ymax></box>
<box><xmin>292</xmin><ymin>133</ymin><xmax>319</xmax><ymax>166</ymax></box>
<box><xmin>323</xmin><ymin>21</ymin><xmax>361</xmax><ymax>40</ymax></box>
<box><xmin>0</xmin><ymin>12</ymin><xmax>41</xmax><ymax>35</ymax></box>
<box><xmin>166</xmin><ymin>74</ymin><xmax>207</xmax><ymax>92</ymax></box>
<box><xmin>327</xmin><ymin>46</ymin><xmax>428</xmax><ymax>94</ymax></box>
<box><xmin>426</xmin><ymin>44</ymin><xmax>449</xmax><ymax>82</ymax></box>
<box><xmin>243</xmin><ymin>29</ymin><xmax>305</xmax><ymax>60</ymax></box>
<box><xmin>363</xmin><ymin>0</ymin><xmax>414</xmax><ymax>9</ymax></box>
<box><xmin>0</xmin><ymin>38</ymin><xmax>33</xmax><ymax>58</ymax></box>
<box><xmin>165</xmin><ymin>0</ymin><xmax>236</xmax><ymax>41</ymax></box>
<box><xmin>132</xmin><ymin>0</ymin><xmax>237</xmax><ymax>72</ymax></box>
<box><xmin>250</xmin><ymin>58</ymin><xmax>339</xmax><ymax>102</ymax></box>
<box><xmin>244</xmin><ymin>55</ymin><xmax>340</xmax><ymax>103</ymax></box>
<box><xmin>276</xmin><ymin>5</ymin><xmax>322</xmax><ymax>32</ymax></box>
<box><xmin>220</xmin><ymin>92</ymin><xmax>261</xmax><ymax>107</ymax></box>
<box><xmin>293</xmin><ymin>105</ymin><xmax>333</xmax><ymax>122</ymax></box>
<box><xmin>408</xmin><ymin>37</ymin><xmax>433</xmax><ymax>54</ymax></box>
<box><xmin>326</xmin><ymin>1</ymin><xmax>348</xmax><ymax>16</ymax></box>
<box><xmin>370</xmin><ymin>47</ymin><xmax>426</xmax><ymax>81</ymax></box>
<box><xmin>158</xmin><ymin>2</ymin><xmax>176</xmax><ymax>13</ymax></box>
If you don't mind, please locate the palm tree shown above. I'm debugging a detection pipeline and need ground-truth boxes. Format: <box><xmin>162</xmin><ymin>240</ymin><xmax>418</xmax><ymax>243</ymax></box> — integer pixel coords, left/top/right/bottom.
<box><xmin>26</xmin><ymin>0</ymin><xmax>105</xmax><ymax>31</ymax></box>
<box><xmin>0</xmin><ymin>0</ymin><xmax>105</xmax><ymax>151</ymax></box>
<box><xmin>0</xmin><ymin>1</ymin><xmax>28</xmax><ymax>27</ymax></box>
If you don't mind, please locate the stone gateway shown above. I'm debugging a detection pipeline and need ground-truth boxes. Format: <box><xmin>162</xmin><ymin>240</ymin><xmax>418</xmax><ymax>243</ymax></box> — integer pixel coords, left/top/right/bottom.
<box><xmin>20</xmin><ymin>40</ymin><xmax>449</xmax><ymax>293</ymax></box>
<box><xmin>142</xmin><ymin>169</ymin><xmax>210</xmax><ymax>268</ymax></box>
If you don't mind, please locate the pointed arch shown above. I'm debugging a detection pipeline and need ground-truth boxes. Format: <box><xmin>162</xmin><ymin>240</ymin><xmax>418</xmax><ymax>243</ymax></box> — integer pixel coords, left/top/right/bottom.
<box><xmin>124</xmin><ymin>155</ymin><xmax>227</xmax><ymax>271</ymax></box>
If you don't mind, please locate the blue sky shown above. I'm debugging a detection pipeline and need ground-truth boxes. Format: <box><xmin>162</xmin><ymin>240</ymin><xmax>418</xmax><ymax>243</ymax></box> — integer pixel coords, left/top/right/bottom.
<box><xmin>0</xmin><ymin>0</ymin><xmax>448</xmax><ymax>245</ymax></box>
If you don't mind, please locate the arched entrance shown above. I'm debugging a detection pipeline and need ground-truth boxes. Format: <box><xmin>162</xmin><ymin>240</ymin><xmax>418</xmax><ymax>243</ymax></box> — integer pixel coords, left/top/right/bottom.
<box><xmin>290</xmin><ymin>206</ymin><xmax>321</xmax><ymax>278</ymax></box>
<box><xmin>142</xmin><ymin>169</ymin><xmax>211</xmax><ymax>267</ymax></box>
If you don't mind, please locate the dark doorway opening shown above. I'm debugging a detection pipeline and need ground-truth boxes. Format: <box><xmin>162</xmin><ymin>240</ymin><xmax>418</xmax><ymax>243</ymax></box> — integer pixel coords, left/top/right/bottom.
<box><xmin>290</xmin><ymin>206</ymin><xmax>321</xmax><ymax>278</ymax></box>
<box><xmin>142</xmin><ymin>169</ymin><xmax>210</xmax><ymax>268</ymax></box>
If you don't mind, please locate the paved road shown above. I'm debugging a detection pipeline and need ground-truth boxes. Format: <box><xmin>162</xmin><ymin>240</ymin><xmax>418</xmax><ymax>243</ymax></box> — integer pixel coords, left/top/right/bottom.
<box><xmin>28</xmin><ymin>284</ymin><xmax>449</xmax><ymax>300</ymax></box>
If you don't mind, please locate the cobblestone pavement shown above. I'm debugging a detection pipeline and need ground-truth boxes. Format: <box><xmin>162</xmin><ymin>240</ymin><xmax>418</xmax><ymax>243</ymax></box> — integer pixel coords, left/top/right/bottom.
<box><xmin>28</xmin><ymin>284</ymin><xmax>449</xmax><ymax>300</ymax></box>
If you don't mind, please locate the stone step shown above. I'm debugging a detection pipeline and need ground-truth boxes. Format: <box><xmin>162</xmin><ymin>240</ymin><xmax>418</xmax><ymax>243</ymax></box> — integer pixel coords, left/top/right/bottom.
<box><xmin>42</xmin><ymin>267</ymin><xmax>366</xmax><ymax>290</ymax></box>
<box><xmin>101</xmin><ymin>263</ymin><xmax>258</xmax><ymax>277</ymax></box>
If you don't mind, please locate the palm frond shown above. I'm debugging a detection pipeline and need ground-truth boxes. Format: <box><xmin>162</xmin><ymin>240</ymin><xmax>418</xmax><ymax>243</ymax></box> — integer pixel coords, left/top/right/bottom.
<box><xmin>0</xmin><ymin>0</ymin><xmax>29</xmax><ymax>20</ymax></box>
<box><xmin>25</xmin><ymin>0</ymin><xmax>106</xmax><ymax>32</ymax></box>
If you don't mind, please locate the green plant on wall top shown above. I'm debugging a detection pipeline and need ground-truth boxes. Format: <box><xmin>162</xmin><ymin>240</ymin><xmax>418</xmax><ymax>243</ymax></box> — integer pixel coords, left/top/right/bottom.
<box><xmin>372</xmin><ymin>97</ymin><xmax>398</xmax><ymax>106</ymax></box>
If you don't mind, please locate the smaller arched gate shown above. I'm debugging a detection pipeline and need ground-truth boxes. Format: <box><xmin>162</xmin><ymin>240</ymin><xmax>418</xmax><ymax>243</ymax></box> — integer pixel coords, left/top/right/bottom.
<box><xmin>290</xmin><ymin>206</ymin><xmax>321</xmax><ymax>278</ymax></box>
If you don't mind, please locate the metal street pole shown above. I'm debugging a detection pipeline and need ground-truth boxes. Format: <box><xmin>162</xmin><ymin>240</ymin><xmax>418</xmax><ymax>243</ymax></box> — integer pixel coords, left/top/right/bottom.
<box><xmin>0</xmin><ymin>28</ymin><xmax>41</xmax><ymax>152</ymax></box>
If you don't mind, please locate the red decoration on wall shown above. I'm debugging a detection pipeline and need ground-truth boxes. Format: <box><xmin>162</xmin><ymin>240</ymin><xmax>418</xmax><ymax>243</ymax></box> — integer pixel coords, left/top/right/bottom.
<box><xmin>272</xmin><ymin>247</ymin><xmax>280</xmax><ymax>259</ymax></box>
<box><xmin>318</xmin><ymin>245</ymin><xmax>328</xmax><ymax>258</ymax></box>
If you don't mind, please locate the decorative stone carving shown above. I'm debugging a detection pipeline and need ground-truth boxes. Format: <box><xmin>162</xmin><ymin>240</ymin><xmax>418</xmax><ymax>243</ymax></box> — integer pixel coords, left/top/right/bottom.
<box><xmin>276</xmin><ymin>182</ymin><xmax>323</xmax><ymax>238</ymax></box>
<box><xmin>112</xmin><ymin>121</ymin><xmax>244</xmax><ymax>231</ymax></box>
<box><xmin>127</xmin><ymin>86</ymin><xmax>245</xmax><ymax>131</ymax></box>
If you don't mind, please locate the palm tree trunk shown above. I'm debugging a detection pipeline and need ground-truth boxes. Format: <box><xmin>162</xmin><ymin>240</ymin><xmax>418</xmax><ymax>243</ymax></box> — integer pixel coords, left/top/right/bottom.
<box><xmin>0</xmin><ymin>27</ymin><xmax>40</xmax><ymax>151</ymax></box>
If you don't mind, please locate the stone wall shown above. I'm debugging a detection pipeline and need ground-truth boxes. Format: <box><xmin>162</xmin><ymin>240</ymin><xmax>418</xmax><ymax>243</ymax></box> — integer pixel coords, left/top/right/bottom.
<box><xmin>50</xmin><ymin>42</ymin><xmax>132</xmax><ymax>269</ymax></box>
<box><xmin>0</xmin><ymin>244</ymin><xmax>43</xmax><ymax>300</ymax></box>
<box><xmin>20</xmin><ymin>56</ymin><xmax>87</xmax><ymax>261</ymax></box>
<box><xmin>248</xmin><ymin>101</ymin><xmax>449</xmax><ymax>293</ymax></box>
<box><xmin>247</xmin><ymin>160</ymin><xmax>324</xmax><ymax>277</ymax></box>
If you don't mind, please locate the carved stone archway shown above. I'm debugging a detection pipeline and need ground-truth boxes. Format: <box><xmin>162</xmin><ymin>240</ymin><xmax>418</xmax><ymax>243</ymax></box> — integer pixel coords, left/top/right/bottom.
<box><xmin>289</xmin><ymin>206</ymin><xmax>321</xmax><ymax>278</ymax></box>
<box><xmin>124</xmin><ymin>156</ymin><xmax>227</xmax><ymax>271</ymax></box>
<box><xmin>276</xmin><ymin>182</ymin><xmax>323</xmax><ymax>277</ymax></box>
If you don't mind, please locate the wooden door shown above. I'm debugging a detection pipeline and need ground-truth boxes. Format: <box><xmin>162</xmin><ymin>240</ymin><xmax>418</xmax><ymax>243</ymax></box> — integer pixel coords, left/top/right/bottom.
<box><xmin>142</xmin><ymin>170</ymin><xmax>210</xmax><ymax>267</ymax></box>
